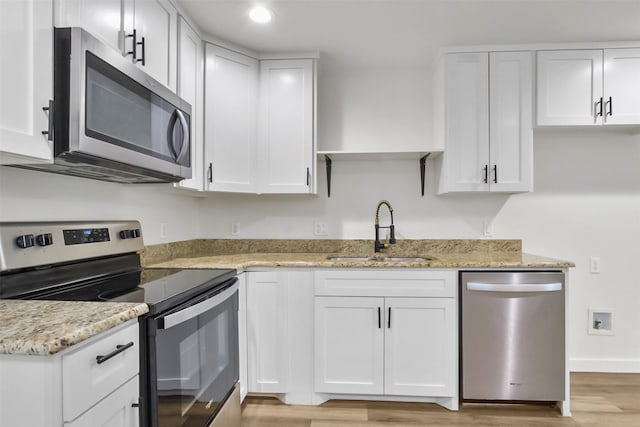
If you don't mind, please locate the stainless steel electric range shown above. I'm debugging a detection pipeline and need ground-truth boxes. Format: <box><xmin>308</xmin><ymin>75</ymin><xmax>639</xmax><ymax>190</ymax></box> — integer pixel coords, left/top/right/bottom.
<box><xmin>0</xmin><ymin>220</ymin><xmax>241</xmax><ymax>427</ymax></box>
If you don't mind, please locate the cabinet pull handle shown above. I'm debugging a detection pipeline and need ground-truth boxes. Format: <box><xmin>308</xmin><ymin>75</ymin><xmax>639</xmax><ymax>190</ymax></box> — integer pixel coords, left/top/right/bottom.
<box><xmin>208</xmin><ymin>162</ymin><xmax>213</xmax><ymax>183</ymax></box>
<box><xmin>595</xmin><ymin>97</ymin><xmax>603</xmax><ymax>117</ymax></box>
<box><xmin>137</xmin><ymin>37</ymin><xmax>146</xmax><ymax>65</ymax></box>
<box><xmin>131</xmin><ymin>399</ymin><xmax>141</xmax><ymax>409</ymax></box>
<box><xmin>306</xmin><ymin>167</ymin><xmax>310</xmax><ymax>186</ymax></box>
<box><xmin>606</xmin><ymin>96</ymin><xmax>613</xmax><ymax>116</ymax></box>
<box><xmin>126</xmin><ymin>29</ymin><xmax>137</xmax><ymax>61</ymax></box>
<box><xmin>378</xmin><ymin>307</ymin><xmax>381</xmax><ymax>329</ymax></box>
<box><xmin>493</xmin><ymin>165</ymin><xmax>498</xmax><ymax>184</ymax></box>
<box><xmin>41</xmin><ymin>100</ymin><xmax>54</xmax><ymax>141</ymax></box>
<box><xmin>388</xmin><ymin>307</ymin><xmax>391</xmax><ymax>328</ymax></box>
<box><xmin>483</xmin><ymin>165</ymin><xmax>488</xmax><ymax>184</ymax></box>
<box><xmin>96</xmin><ymin>341</ymin><xmax>134</xmax><ymax>364</ymax></box>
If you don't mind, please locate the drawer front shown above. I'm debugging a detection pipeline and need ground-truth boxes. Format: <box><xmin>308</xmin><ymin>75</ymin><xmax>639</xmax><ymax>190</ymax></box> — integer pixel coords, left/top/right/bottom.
<box><xmin>314</xmin><ymin>269</ymin><xmax>457</xmax><ymax>297</ymax></box>
<box><xmin>63</xmin><ymin>321</ymin><xmax>139</xmax><ymax>422</ymax></box>
<box><xmin>65</xmin><ymin>376</ymin><xmax>139</xmax><ymax>427</ymax></box>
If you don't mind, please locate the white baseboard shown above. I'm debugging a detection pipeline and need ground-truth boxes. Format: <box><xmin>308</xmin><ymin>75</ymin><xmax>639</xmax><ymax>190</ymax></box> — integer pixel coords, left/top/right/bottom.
<box><xmin>570</xmin><ymin>358</ymin><xmax>640</xmax><ymax>373</ymax></box>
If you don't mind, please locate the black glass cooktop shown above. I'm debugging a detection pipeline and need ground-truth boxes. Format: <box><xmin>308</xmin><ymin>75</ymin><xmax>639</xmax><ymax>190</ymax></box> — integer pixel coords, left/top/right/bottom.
<box><xmin>7</xmin><ymin>267</ymin><xmax>236</xmax><ymax>316</ymax></box>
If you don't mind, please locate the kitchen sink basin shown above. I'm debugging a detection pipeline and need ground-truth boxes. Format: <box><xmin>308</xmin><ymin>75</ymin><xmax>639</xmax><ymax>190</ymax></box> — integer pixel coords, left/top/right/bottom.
<box><xmin>327</xmin><ymin>256</ymin><xmax>432</xmax><ymax>262</ymax></box>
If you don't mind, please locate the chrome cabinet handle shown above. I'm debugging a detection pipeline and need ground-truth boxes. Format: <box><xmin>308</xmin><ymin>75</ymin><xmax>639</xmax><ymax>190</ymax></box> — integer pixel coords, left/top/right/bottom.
<box><xmin>378</xmin><ymin>307</ymin><xmax>381</xmax><ymax>329</ymax></box>
<box><xmin>96</xmin><ymin>341</ymin><xmax>134</xmax><ymax>364</ymax></box>
<box><xmin>492</xmin><ymin>165</ymin><xmax>498</xmax><ymax>184</ymax></box>
<box><xmin>306</xmin><ymin>167</ymin><xmax>310</xmax><ymax>186</ymax></box>
<box><xmin>208</xmin><ymin>162</ymin><xmax>213</xmax><ymax>183</ymax></box>
<box><xmin>606</xmin><ymin>96</ymin><xmax>613</xmax><ymax>116</ymax></box>
<box><xmin>41</xmin><ymin>100</ymin><xmax>54</xmax><ymax>141</ymax></box>
<box><xmin>483</xmin><ymin>165</ymin><xmax>488</xmax><ymax>184</ymax></box>
<box><xmin>387</xmin><ymin>307</ymin><xmax>391</xmax><ymax>328</ymax></box>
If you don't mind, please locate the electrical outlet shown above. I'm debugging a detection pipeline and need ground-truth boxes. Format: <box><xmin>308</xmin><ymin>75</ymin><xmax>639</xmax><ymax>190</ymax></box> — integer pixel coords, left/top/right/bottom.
<box><xmin>160</xmin><ymin>223</ymin><xmax>168</xmax><ymax>238</ymax></box>
<box><xmin>231</xmin><ymin>222</ymin><xmax>240</xmax><ymax>236</ymax></box>
<box><xmin>590</xmin><ymin>256</ymin><xmax>601</xmax><ymax>274</ymax></box>
<box><xmin>314</xmin><ymin>221</ymin><xmax>328</xmax><ymax>236</ymax></box>
<box><xmin>483</xmin><ymin>221</ymin><xmax>493</xmax><ymax>237</ymax></box>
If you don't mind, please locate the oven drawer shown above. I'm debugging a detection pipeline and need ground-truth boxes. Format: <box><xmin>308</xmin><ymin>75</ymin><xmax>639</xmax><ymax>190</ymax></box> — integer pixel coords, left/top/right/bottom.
<box><xmin>62</xmin><ymin>322</ymin><xmax>139</xmax><ymax>422</ymax></box>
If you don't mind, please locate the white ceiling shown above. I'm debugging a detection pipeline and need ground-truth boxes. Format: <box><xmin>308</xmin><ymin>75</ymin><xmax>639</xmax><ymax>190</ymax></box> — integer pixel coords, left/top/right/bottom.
<box><xmin>177</xmin><ymin>0</ymin><xmax>640</xmax><ymax>67</ymax></box>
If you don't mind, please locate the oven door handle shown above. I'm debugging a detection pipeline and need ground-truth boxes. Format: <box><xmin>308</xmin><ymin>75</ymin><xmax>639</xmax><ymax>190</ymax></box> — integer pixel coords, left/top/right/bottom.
<box><xmin>158</xmin><ymin>279</ymin><xmax>238</xmax><ymax>330</ymax></box>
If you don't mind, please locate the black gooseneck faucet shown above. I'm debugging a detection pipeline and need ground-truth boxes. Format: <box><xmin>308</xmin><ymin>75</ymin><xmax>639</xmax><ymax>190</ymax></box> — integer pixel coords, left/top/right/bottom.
<box><xmin>374</xmin><ymin>200</ymin><xmax>396</xmax><ymax>252</ymax></box>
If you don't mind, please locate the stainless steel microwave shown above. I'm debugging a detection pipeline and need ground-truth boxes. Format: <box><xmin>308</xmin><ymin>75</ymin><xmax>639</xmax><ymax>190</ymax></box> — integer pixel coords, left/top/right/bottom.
<box><xmin>17</xmin><ymin>27</ymin><xmax>191</xmax><ymax>183</ymax></box>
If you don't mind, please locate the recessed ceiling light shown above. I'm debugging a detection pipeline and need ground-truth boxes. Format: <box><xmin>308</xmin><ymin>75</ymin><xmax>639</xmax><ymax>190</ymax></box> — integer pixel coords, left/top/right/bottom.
<box><xmin>249</xmin><ymin>5</ymin><xmax>273</xmax><ymax>24</ymax></box>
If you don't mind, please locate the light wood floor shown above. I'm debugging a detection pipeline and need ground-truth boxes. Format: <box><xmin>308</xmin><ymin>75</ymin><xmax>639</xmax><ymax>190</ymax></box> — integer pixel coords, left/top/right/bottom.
<box><xmin>241</xmin><ymin>373</ymin><xmax>640</xmax><ymax>426</ymax></box>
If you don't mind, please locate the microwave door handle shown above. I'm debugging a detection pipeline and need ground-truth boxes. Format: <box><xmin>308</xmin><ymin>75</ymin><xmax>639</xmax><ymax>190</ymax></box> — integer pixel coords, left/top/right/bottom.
<box><xmin>168</xmin><ymin>110</ymin><xmax>180</xmax><ymax>159</ymax></box>
<box><xmin>158</xmin><ymin>280</ymin><xmax>238</xmax><ymax>330</ymax></box>
<box><xmin>175</xmin><ymin>110</ymin><xmax>189</xmax><ymax>163</ymax></box>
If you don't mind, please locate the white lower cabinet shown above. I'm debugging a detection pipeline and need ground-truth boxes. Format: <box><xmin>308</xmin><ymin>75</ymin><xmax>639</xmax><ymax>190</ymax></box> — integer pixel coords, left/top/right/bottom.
<box><xmin>244</xmin><ymin>269</ymin><xmax>315</xmax><ymax>403</ymax></box>
<box><xmin>314</xmin><ymin>296</ymin><xmax>456</xmax><ymax>397</ymax></box>
<box><xmin>314</xmin><ymin>269</ymin><xmax>458</xmax><ymax>406</ymax></box>
<box><xmin>0</xmin><ymin>321</ymin><xmax>140</xmax><ymax>427</ymax></box>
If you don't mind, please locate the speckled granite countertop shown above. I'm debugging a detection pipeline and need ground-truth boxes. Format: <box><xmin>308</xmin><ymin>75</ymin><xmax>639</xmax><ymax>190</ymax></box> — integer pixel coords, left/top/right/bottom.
<box><xmin>0</xmin><ymin>300</ymin><xmax>148</xmax><ymax>356</ymax></box>
<box><xmin>143</xmin><ymin>239</ymin><xmax>573</xmax><ymax>270</ymax></box>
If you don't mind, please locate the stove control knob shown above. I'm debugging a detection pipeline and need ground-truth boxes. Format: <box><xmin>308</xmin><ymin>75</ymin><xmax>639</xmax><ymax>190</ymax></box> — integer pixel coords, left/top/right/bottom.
<box><xmin>16</xmin><ymin>234</ymin><xmax>35</xmax><ymax>249</ymax></box>
<box><xmin>119</xmin><ymin>229</ymin><xmax>141</xmax><ymax>239</ymax></box>
<box><xmin>36</xmin><ymin>233</ymin><xmax>54</xmax><ymax>247</ymax></box>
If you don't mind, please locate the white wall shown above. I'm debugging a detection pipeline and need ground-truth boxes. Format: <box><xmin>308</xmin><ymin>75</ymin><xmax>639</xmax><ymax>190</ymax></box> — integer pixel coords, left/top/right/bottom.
<box><xmin>0</xmin><ymin>167</ymin><xmax>201</xmax><ymax>245</ymax></box>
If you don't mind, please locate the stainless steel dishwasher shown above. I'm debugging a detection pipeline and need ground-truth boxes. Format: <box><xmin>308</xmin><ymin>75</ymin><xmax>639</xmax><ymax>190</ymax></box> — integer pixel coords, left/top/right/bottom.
<box><xmin>460</xmin><ymin>271</ymin><xmax>565</xmax><ymax>402</ymax></box>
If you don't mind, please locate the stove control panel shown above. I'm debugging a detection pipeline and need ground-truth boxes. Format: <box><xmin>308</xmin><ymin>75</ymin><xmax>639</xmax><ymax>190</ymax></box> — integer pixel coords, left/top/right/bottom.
<box><xmin>0</xmin><ymin>221</ymin><xmax>144</xmax><ymax>272</ymax></box>
<box><xmin>63</xmin><ymin>228</ymin><xmax>110</xmax><ymax>245</ymax></box>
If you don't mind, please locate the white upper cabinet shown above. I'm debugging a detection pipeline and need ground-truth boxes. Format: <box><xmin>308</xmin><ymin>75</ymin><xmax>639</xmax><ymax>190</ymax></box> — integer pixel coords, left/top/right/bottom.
<box><xmin>489</xmin><ymin>51</ymin><xmax>533</xmax><ymax>192</ymax></box>
<box><xmin>603</xmin><ymin>48</ymin><xmax>640</xmax><ymax>125</ymax></box>
<box><xmin>130</xmin><ymin>0</ymin><xmax>177</xmax><ymax>90</ymax></box>
<box><xmin>0</xmin><ymin>0</ymin><xmax>54</xmax><ymax>164</ymax></box>
<box><xmin>258</xmin><ymin>60</ymin><xmax>315</xmax><ymax>194</ymax></box>
<box><xmin>203</xmin><ymin>45</ymin><xmax>316</xmax><ymax>194</ymax></box>
<box><xmin>437</xmin><ymin>51</ymin><xmax>533</xmax><ymax>193</ymax></box>
<box><xmin>537</xmin><ymin>50</ymin><xmax>603</xmax><ymax>125</ymax></box>
<box><xmin>537</xmin><ymin>48</ymin><xmax>640</xmax><ymax>126</ymax></box>
<box><xmin>204</xmin><ymin>44</ymin><xmax>258</xmax><ymax>193</ymax></box>
<box><xmin>174</xmin><ymin>17</ymin><xmax>202</xmax><ymax>191</ymax></box>
<box><xmin>56</xmin><ymin>0</ymin><xmax>177</xmax><ymax>91</ymax></box>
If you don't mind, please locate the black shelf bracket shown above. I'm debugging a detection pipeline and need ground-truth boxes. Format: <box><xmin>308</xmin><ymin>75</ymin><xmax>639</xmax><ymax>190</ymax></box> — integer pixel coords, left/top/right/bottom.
<box><xmin>420</xmin><ymin>153</ymin><xmax>430</xmax><ymax>196</ymax></box>
<box><xmin>324</xmin><ymin>155</ymin><xmax>332</xmax><ymax>197</ymax></box>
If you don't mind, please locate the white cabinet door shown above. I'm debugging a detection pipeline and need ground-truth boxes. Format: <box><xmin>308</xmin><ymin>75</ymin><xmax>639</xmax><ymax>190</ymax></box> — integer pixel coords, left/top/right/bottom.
<box><xmin>0</xmin><ymin>0</ymin><xmax>53</xmax><ymax>164</ymax></box>
<box><xmin>440</xmin><ymin>53</ymin><xmax>490</xmax><ymax>192</ymax></box>
<box><xmin>384</xmin><ymin>298</ymin><xmax>456</xmax><ymax>397</ymax></box>
<box><xmin>258</xmin><ymin>59</ymin><xmax>315</xmax><ymax>194</ymax></box>
<box><xmin>537</xmin><ymin>50</ymin><xmax>603</xmax><ymax>126</ymax></box>
<box><xmin>65</xmin><ymin>376</ymin><xmax>139</xmax><ymax>427</ymax></box>
<box><xmin>204</xmin><ymin>44</ymin><xmax>258</xmax><ymax>193</ymax></box>
<box><xmin>489</xmin><ymin>51</ymin><xmax>533</xmax><ymax>192</ymax></box>
<box><xmin>314</xmin><ymin>296</ymin><xmax>384</xmax><ymax>395</ymax></box>
<box><xmin>603</xmin><ymin>48</ymin><xmax>640</xmax><ymax>125</ymax></box>
<box><xmin>132</xmin><ymin>0</ymin><xmax>177</xmax><ymax>91</ymax></box>
<box><xmin>174</xmin><ymin>17</ymin><xmax>202</xmax><ymax>191</ymax></box>
<box><xmin>55</xmin><ymin>0</ymin><xmax>125</xmax><ymax>53</ymax></box>
<box><xmin>246</xmin><ymin>271</ymin><xmax>289</xmax><ymax>393</ymax></box>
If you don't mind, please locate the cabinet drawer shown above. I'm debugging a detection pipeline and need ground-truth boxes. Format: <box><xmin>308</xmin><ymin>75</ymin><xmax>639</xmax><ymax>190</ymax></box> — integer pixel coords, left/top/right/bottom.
<box><xmin>62</xmin><ymin>322</ymin><xmax>139</xmax><ymax>422</ymax></box>
<box><xmin>314</xmin><ymin>269</ymin><xmax>456</xmax><ymax>297</ymax></box>
<box><xmin>65</xmin><ymin>376</ymin><xmax>139</xmax><ymax>427</ymax></box>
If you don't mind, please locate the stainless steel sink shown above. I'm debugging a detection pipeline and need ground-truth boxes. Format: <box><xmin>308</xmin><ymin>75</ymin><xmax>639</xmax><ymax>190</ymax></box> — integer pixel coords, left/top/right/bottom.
<box><xmin>327</xmin><ymin>256</ymin><xmax>432</xmax><ymax>262</ymax></box>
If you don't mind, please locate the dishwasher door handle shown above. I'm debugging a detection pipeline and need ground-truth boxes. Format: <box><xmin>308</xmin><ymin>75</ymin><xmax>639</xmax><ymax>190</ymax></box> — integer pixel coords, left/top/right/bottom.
<box><xmin>467</xmin><ymin>282</ymin><xmax>562</xmax><ymax>292</ymax></box>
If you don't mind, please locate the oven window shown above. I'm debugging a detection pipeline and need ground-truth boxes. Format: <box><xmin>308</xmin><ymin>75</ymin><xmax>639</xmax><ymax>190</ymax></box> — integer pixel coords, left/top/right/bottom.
<box><xmin>153</xmin><ymin>290</ymin><xmax>238</xmax><ymax>427</ymax></box>
<box><xmin>84</xmin><ymin>52</ymin><xmax>190</xmax><ymax>167</ymax></box>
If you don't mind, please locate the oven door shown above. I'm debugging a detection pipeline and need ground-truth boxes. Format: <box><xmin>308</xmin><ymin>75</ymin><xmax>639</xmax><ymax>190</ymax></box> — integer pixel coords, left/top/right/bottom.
<box><xmin>144</xmin><ymin>278</ymin><xmax>239</xmax><ymax>427</ymax></box>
